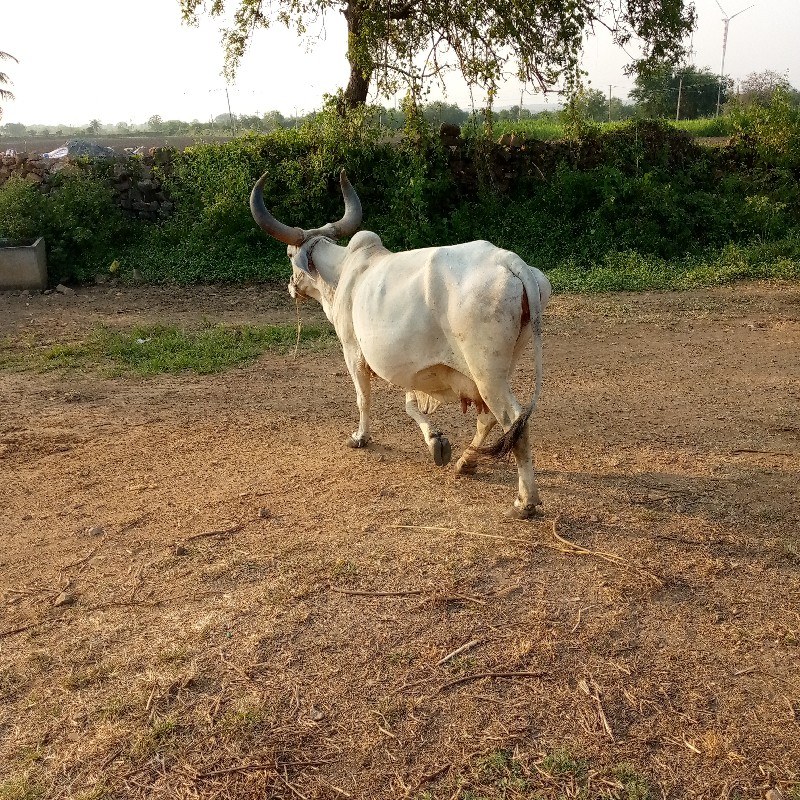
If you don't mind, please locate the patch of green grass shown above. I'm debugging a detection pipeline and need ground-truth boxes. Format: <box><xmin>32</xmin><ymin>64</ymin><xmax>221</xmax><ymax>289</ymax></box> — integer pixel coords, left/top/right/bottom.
<box><xmin>0</xmin><ymin>775</ymin><xmax>46</xmax><ymax>800</ymax></box>
<box><xmin>437</xmin><ymin>750</ymin><xmax>656</xmax><ymax>799</ymax></box>
<box><xmin>72</xmin><ymin>787</ymin><xmax>111</xmax><ymax>800</ymax></box>
<box><xmin>385</xmin><ymin>650</ymin><xmax>416</xmax><ymax>666</ymax></box>
<box><xmin>540</xmin><ymin>748</ymin><xmax>588</xmax><ymax>780</ymax></box>
<box><xmin>97</xmin><ymin>698</ymin><xmax>128</xmax><ymax>722</ymax></box>
<box><xmin>1</xmin><ymin>323</ymin><xmax>336</xmax><ymax>376</ymax></box>
<box><xmin>219</xmin><ymin>706</ymin><xmax>270</xmax><ymax>734</ymax></box>
<box><xmin>491</xmin><ymin>117</ymin><xmax>566</xmax><ymax>140</ymax></box>
<box><xmin>464</xmin><ymin>750</ymin><xmax>529</xmax><ymax>799</ymax></box>
<box><xmin>61</xmin><ymin>664</ymin><xmax>112</xmax><ymax>691</ymax></box>
<box><xmin>611</xmin><ymin>764</ymin><xmax>654</xmax><ymax>800</ymax></box>
<box><xmin>673</xmin><ymin>117</ymin><xmax>735</xmax><ymax>137</ymax></box>
<box><xmin>548</xmin><ymin>240</ymin><xmax>800</xmax><ymax>294</ymax></box>
<box><xmin>475</xmin><ymin>750</ymin><xmax>516</xmax><ymax>779</ymax></box>
<box><xmin>781</xmin><ymin>536</ymin><xmax>800</xmax><ymax>564</ymax></box>
<box><xmin>446</xmin><ymin>655</ymin><xmax>477</xmax><ymax>673</ymax></box>
<box><xmin>130</xmin><ymin>716</ymin><xmax>179</xmax><ymax>760</ymax></box>
<box><xmin>0</xmin><ymin>668</ymin><xmax>22</xmax><ymax>700</ymax></box>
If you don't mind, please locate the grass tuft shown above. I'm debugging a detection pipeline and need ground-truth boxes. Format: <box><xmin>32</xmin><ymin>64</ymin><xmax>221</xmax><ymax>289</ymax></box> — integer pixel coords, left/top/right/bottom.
<box><xmin>0</xmin><ymin>776</ymin><xmax>45</xmax><ymax>800</ymax></box>
<box><xmin>2</xmin><ymin>322</ymin><xmax>336</xmax><ymax>376</ymax></box>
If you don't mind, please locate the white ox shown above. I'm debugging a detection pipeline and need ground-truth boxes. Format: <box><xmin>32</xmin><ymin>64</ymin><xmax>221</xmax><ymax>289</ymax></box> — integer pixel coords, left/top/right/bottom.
<box><xmin>250</xmin><ymin>170</ymin><xmax>551</xmax><ymax>518</ymax></box>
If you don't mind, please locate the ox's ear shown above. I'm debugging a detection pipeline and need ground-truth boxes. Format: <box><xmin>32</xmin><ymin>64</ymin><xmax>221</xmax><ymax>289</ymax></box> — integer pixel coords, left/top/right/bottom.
<box><xmin>291</xmin><ymin>246</ymin><xmax>317</xmax><ymax>279</ymax></box>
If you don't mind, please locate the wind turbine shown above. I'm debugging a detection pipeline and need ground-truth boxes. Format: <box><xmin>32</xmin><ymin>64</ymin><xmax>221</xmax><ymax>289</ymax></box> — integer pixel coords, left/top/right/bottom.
<box><xmin>714</xmin><ymin>0</ymin><xmax>754</xmax><ymax>117</ymax></box>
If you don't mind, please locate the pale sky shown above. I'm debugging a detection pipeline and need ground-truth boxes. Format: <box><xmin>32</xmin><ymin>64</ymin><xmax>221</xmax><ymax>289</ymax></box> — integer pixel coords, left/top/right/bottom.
<box><xmin>1</xmin><ymin>0</ymin><xmax>798</xmax><ymax>127</ymax></box>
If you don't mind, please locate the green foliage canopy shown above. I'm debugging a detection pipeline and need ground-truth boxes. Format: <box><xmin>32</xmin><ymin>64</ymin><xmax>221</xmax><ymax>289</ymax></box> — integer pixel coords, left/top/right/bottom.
<box><xmin>737</xmin><ymin>70</ymin><xmax>800</xmax><ymax>109</ymax></box>
<box><xmin>630</xmin><ymin>63</ymin><xmax>729</xmax><ymax>120</ymax></box>
<box><xmin>179</xmin><ymin>0</ymin><xmax>696</xmax><ymax>107</ymax></box>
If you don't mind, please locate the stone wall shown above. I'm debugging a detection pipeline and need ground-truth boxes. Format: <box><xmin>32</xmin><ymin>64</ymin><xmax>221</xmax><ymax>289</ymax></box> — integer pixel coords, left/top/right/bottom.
<box><xmin>0</xmin><ymin>148</ymin><xmax>176</xmax><ymax>222</ymax></box>
<box><xmin>438</xmin><ymin>120</ymin><xmax>702</xmax><ymax>195</ymax></box>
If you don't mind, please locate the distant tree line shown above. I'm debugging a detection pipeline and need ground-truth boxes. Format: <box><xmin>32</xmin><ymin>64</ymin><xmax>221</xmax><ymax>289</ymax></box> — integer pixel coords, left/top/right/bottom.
<box><xmin>2</xmin><ymin>67</ymin><xmax>797</xmax><ymax>139</ymax></box>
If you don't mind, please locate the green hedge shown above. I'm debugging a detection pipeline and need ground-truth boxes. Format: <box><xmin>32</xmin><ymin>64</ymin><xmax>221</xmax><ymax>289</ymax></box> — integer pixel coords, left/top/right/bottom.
<box><xmin>2</xmin><ymin>98</ymin><xmax>799</xmax><ymax>291</ymax></box>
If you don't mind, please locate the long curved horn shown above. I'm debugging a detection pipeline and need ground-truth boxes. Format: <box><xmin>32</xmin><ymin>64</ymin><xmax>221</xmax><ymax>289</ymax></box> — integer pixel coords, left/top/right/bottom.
<box><xmin>330</xmin><ymin>170</ymin><xmax>362</xmax><ymax>238</ymax></box>
<box><xmin>249</xmin><ymin>172</ymin><xmax>305</xmax><ymax>247</ymax></box>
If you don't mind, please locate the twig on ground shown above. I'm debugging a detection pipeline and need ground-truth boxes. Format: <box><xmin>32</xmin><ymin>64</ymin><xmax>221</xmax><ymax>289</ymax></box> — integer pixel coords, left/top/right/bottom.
<box><xmin>578</xmin><ymin>677</ymin><xmax>614</xmax><ymax>740</ymax></box>
<box><xmin>731</xmin><ymin>448</ymin><xmax>794</xmax><ymax>456</ymax></box>
<box><xmin>59</xmin><ymin>544</ymin><xmax>103</xmax><ymax>575</ymax></box>
<box><xmin>733</xmin><ymin>666</ymin><xmax>757</xmax><ymax>676</ymax></box>
<box><xmin>571</xmin><ymin>605</ymin><xmax>594</xmax><ymax>634</ymax></box>
<box><xmin>456</xmin><ymin>593</ymin><xmax>487</xmax><ymax>606</ymax></box>
<box><xmin>782</xmin><ymin>695</ymin><xmax>797</xmax><ymax>721</ymax></box>
<box><xmin>550</xmin><ymin>517</ymin><xmax>664</xmax><ymax>586</ymax></box>
<box><xmin>317</xmin><ymin>779</ymin><xmax>352</xmax><ymax>798</ymax></box>
<box><xmin>196</xmin><ymin>762</ymin><xmax>277</xmax><ymax>779</ymax></box>
<box><xmin>128</xmin><ymin>562</ymin><xmax>146</xmax><ymax>602</ymax></box>
<box><xmin>186</xmin><ymin>522</ymin><xmax>244</xmax><ymax>542</ymax></box>
<box><xmin>281</xmin><ymin>767</ymin><xmax>310</xmax><ymax>800</ymax></box>
<box><xmin>390</xmin><ymin>524</ymin><xmax>535</xmax><ymax>546</ymax></box>
<box><xmin>0</xmin><ymin>620</ymin><xmax>46</xmax><ymax>638</ymax></box>
<box><xmin>330</xmin><ymin>586</ymin><xmax>424</xmax><ymax>597</ymax></box>
<box><xmin>437</xmin><ymin>639</ymin><xmax>483</xmax><ymax>666</ymax></box>
<box><xmin>117</xmin><ymin>513</ymin><xmax>151</xmax><ymax>533</ymax></box>
<box><xmin>437</xmin><ymin>671</ymin><xmax>544</xmax><ymax>693</ymax></box>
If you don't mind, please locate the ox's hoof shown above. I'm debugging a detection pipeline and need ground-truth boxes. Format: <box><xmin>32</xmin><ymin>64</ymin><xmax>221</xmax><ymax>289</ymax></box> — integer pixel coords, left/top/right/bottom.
<box><xmin>505</xmin><ymin>501</ymin><xmax>543</xmax><ymax>520</ymax></box>
<box><xmin>346</xmin><ymin>434</ymin><xmax>370</xmax><ymax>449</ymax></box>
<box><xmin>455</xmin><ymin>458</ymin><xmax>477</xmax><ymax>476</ymax></box>
<box><xmin>429</xmin><ymin>432</ymin><xmax>452</xmax><ymax>467</ymax></box>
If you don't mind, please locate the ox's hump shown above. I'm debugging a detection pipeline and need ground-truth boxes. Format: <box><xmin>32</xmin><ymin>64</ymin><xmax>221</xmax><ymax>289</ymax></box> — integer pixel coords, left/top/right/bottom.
<box><xmin>348</xmin><ymin>230</ymin><xmax>384</xmax><ymax>251</ymax></box>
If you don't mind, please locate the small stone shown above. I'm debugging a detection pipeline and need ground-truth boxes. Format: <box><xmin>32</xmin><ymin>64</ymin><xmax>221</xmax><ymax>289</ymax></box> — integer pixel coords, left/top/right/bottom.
<box><xmin>94</xmin><ymin>273</ymin><xmax>108</xmax><ymax>284</ymax></box>
<box><xmin>53</xmin><ymin>591</ymin><xmax>75</xmax><ymax>607</ymax></box>
<box><xmin>131</xmin><ymin>268</ymin><xmax>143</xmax><ymax>283</ymax></box>
<box><xmin>309</xmin><ymin>705</ymin><xmax>325</xmax><ymax>721</ymax></box>
<box><xmin>55</xmin><ymin>283</ymin><xmax>75</xmax><ymax>295</ymax></box>
<box><xmin>766</xmin><ymin>789</ymin><xmax>784</xmax><ymax>800</ymax></box>
<box><xmin>258</xmin><ymin>507</ymin><xmax>271</xmax><ymax>520</ymax></box>
<box><xmin>86</xmin><ymin>525</ymin><xmax>105</xmax><ymax>537</ymax></box>
<box><xmin>174</xmin><ymin>544</ymin><xmax>189</xmax><ymax>556</ymax></box>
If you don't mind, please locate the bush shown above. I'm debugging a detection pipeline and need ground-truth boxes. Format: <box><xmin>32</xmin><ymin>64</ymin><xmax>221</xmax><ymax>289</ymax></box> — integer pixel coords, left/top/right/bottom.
<box><xmin>0</xmin><ymin>172</ymin><xmax>137</xmax><ymax>283</ymax></box>
<box><xmin>0</xmin><ymin>177</ymin><xmax>47</xmax><ymax>241</ymax></box>
<box><xmin>2</xmin><ymin>101</ymin><xmax>799</xmax><ymax>290</ymax></box>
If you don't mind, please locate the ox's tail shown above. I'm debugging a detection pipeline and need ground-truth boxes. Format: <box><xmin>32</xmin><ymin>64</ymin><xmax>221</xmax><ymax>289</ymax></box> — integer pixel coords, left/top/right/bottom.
<box><xmin>475</xmin><ymin>258</ymin><xmax>548</xmax><ymax>459</ymax></box>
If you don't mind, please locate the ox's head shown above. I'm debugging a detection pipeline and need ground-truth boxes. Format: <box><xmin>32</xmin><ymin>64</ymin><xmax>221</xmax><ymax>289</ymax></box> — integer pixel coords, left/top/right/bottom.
<box><xmin>249</xmin><ymin>170</ymin><xmax>362</xmax><ymax>304</ymax></box>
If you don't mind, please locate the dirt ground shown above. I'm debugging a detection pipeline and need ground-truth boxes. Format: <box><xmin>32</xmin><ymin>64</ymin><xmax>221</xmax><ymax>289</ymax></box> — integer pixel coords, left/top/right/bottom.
<box><xmin>1</xmin><ymin>282</ymin><xmax>799</xmax><ymax>800</ymax></box>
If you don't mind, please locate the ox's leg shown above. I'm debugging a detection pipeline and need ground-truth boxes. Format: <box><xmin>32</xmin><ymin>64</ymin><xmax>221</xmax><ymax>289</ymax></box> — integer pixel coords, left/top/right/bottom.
<box><xmin>475</xmin><ymin>387</ymin><xmax>541</xmax><ymax>519</ymax></box>
<box><xmin>404</xmin><ymin>392</ymin><xmax>452</xmax><ymax>466</ymax></box>
<box><xmin>344</xmin><ymin>353</ymin><xmax>372</xmax><ymax>448</ymax></box>
<box><xmin>455</xmin><ymin>411</ymin><xmax>497</xmax><ymax>476</ymax></box>
<box><xmin>508</xmin><ymin>422</ymin><xmax>540</xmax><ymax>519</ymax></box>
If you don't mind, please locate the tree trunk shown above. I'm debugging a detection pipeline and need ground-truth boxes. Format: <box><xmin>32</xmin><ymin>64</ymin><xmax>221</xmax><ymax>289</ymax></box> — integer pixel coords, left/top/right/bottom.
<box><xmin>341</xmin><ymin>0</ymin><xmax>372</xmax><ymax>110</ymax></box>
<box><xmin>344</xmin><ymin>64</ymin><xmax>371</xmax><ymax>107</ymax></box>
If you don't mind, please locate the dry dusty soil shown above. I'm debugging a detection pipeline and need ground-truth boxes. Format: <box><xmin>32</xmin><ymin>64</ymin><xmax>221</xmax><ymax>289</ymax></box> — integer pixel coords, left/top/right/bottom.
<box><xmin>1</xmin><ymin>282</ymin><xmax>799</xmax><ymax>800</ymax></box>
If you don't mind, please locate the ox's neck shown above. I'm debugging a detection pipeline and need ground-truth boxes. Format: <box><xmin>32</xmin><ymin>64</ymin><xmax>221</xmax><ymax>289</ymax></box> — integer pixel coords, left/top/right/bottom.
<box><xmin>307</xmin><ymin>238</ymin><xmax>346</xmax><ymax>318</ymax></box>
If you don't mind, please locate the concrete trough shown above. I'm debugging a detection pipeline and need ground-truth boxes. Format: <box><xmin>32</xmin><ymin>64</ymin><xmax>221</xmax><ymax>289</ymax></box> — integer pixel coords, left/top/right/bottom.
<box><xmin>0</xmin><ymin>237</ymin><xmax>48</xmax><ymax>290</ymax></box>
